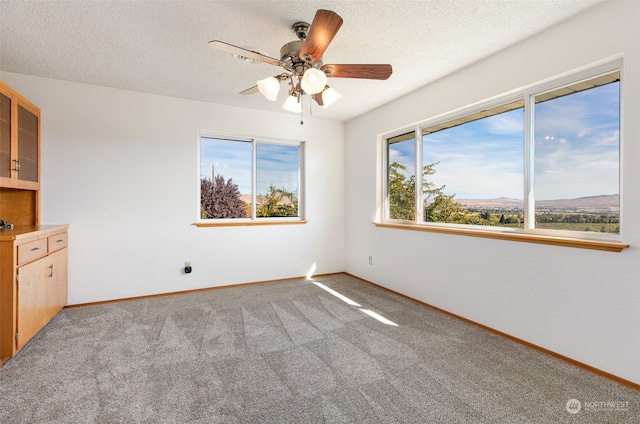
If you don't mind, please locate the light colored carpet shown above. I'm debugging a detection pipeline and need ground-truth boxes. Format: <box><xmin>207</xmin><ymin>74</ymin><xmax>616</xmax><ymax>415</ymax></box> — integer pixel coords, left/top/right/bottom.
<box><xmin>0</xmin><ymin>273</ymin><xmax>638</xmax><ymax>423</ymax></box>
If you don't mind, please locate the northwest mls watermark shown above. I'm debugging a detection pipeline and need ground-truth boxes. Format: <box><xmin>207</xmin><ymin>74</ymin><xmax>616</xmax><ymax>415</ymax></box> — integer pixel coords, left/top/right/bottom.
<box><xmin>566</xmin><ymin>398</ymin><xmax>630</xmax><ymax>414</ymax></box>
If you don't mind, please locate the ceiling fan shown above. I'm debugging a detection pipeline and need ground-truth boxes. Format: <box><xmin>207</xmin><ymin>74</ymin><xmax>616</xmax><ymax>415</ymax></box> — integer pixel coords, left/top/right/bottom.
<box><xmin>208</xmin><ymin>9</ymin><xmax>392</xmax><ymax>117</ymax></box>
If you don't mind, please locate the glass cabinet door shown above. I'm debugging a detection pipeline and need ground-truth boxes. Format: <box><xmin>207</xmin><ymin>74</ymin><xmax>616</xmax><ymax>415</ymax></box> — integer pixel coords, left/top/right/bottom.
<box><xmin>17</xmin><ymin>105</ymin><xmax>39</xmax><ymax>183</ymax></box>
<box><xmin>0</xmin><ymin>93</ymin><xmax>10</xmax><ymax>179</ymax></box>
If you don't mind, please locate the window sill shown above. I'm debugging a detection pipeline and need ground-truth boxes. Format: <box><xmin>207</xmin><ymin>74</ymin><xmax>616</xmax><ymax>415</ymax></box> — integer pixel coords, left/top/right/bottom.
<box><xmin>195</xmin><ymin>220</ymin><xmax>307</xmax><ymax>227</ymax></box>
<box><xmin>374</xmin><ymin>222</ymin><xmax>629</xmax><ymax>252</ymax></box>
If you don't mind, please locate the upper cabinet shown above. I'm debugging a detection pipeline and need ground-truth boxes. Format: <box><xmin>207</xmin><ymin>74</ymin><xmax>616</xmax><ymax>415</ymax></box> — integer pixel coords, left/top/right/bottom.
<box><xmin>0</xmin><ymin>81</ymin><xmax>40</xmax><ymax>191</ymax></box>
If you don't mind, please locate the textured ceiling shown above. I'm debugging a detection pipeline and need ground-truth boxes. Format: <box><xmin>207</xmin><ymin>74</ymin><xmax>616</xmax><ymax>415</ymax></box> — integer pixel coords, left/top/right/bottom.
<box><xmin>0</xmin><ymin>0</ymin><xmax>602</xmax><ymax>122</ymax></box>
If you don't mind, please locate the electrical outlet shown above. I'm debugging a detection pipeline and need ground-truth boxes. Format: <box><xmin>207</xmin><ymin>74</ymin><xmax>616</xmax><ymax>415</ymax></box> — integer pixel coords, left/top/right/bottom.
<box><xmin>368</xmin><ymin>256</ymin><xmax>373</xmax><ymax>265</ymax></box>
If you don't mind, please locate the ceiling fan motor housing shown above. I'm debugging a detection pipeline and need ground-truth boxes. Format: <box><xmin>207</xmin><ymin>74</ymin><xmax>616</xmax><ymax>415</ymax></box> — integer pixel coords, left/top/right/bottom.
<box><xmin>280</xmin><ymin>40</ymin><xmax>322</xmax><ymax>76</ymax></box>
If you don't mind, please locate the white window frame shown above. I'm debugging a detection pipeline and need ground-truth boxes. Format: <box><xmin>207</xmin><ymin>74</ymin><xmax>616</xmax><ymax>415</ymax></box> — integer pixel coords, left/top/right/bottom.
<box><xmin>523</xmin><ymin>63</ymin><xmax>622</xmax><ymax>242</ymax></box>
<box><xmin>383</xmin><ymin>130</ymin><xmax>419</xmax><ymax>223</ymax></box>
<box><xmin>380</xmin><ymin>58</ymin><xmax>624</xmax><ymax>247</ymax></box>
<box><xmin>416</xmin><ymin>96</ymin><xmax>525</xmax><ymax>233</ymax></box>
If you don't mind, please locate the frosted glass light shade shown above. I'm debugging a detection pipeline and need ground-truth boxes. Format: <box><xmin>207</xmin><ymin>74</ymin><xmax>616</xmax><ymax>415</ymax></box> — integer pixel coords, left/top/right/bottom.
<box><xmin>300</xmin><ymin>68</ymin><xmax>327</xmax><ymax>95</ymax></box>
<box><xmin>257</xmin><ymin>77</ymin><xmax>280</xmax><ymax>101</ymax></box>
<box><xmin>282</xmin><ymin>95</ymin><xmax>302</xmax><ymax>113</ymax></box>
<box><xmin>321</xmin><ymin>87</ymin><xmax>342</xmax><ymax>108</ymax></box>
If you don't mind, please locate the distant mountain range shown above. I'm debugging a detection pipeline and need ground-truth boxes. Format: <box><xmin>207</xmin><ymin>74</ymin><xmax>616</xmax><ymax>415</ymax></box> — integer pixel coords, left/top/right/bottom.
<box><xmin>455</xmin><ymin>194</ymin><xmax>619</xmax><ymax>213</ymax></box>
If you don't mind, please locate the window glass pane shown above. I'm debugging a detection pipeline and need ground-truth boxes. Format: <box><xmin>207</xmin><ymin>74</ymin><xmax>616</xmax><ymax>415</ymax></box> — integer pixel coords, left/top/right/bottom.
<box><xmin>422</xmin><ymin>103</ymin><xmax>524</xmax><ymax>227</ymax></box>
<box><xmin>534</xmin><ymin>75</ymin><xmax>620</xmax><ymax>234</ymax></box>
<box><xmin>387</xmin><ymin>132</ymin><xmax>416</xmax><ymax>220</ymax></box>
<box><xmin>256</xmin><ymin>143</ymin><xmax>300</xmax><ymax>217</ymax></box>
<box><xmin>200</xmin><ymin>137</ymin><xmax>251</xmax><ymax>219</ymax></box>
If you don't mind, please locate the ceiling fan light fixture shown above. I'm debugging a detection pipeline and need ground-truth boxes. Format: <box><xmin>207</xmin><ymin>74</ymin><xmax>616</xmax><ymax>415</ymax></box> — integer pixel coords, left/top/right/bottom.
<box><xmin>209</xmin><ymin>10</ymin><xmax>392</xmax><ymax>121</ymax></box>
<box><xmin>300</xmin><ymin>68</ymin><xmax>327</xmax><ymax>95</ymax></box>
<box><xmin>257</xmin><ymin>76</ymin><xmax>280</xmax><ymax>101</ymax></box>
<box><xmin>282</xmin><ymin>95</ymin><xmax>302</xmax><ymax>113</ymax></box>
<box><xmin>321</xmin><ymin>86</ymin><xmax>342</xmax><ymax>108</ymax></box>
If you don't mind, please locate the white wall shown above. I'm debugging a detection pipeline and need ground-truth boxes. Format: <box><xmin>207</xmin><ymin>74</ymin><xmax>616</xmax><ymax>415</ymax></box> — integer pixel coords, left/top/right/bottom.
<box><xmin>0</xmin><ymin>73</ymin><xmax>346</xmax><ymax>304</ymax></box>
<box><xmin>345</xmin><ymin>1</ymin><xmax>640</xmax><ymax>385</ymax></box>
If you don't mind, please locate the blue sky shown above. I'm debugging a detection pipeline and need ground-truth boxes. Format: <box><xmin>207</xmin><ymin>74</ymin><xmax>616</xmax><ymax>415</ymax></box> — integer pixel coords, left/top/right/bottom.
<box><xmin>534</xmin><ymin>82</ymin><xmax>619</xmax><ymax>200</ymax></box>
<box><xmin>391</xmin><ymin>81</ymin><xmax>619</xmax><ymax>201</ymax></box>
<box><xmin>256</xmin><ymin>143</ymin><xmax>299</xmax><ymax>195</ymax></box>
<box><xmin>200</xmin><ymin>138</ymin><xmax>299</xmax><ymax>195</ymax></box>
<box><xmin>422</xmin><ymin>108</ymin><xmax>524</xmax><ymax>200</ymax></box>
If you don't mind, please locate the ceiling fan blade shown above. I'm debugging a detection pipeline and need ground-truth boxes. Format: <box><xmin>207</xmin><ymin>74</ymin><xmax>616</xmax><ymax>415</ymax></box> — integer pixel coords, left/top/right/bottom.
<box><xmin>299</xmin><ymin>10</ymin><xmax>343</xmax><ymax>64</ymax></box>
<box><xmin>239</xmin><ymin>85</ymin><xmax>259</xmax><ymax>95</ymax></box>
<box><xmin>321</xmin><ymin>64</ymin><xmax>393</xmax><ymax>80</ymax></box>
<box><xmin>208</xmin><ymin>40</ymin><xmax>287</xmax><ymax>67</ymax></box>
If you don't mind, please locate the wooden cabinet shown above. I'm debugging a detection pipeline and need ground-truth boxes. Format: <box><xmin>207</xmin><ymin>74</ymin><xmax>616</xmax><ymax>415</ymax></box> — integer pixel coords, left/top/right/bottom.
<box><xmin>0</xmin><ymin>82</ymin><xmax>67</xmax><ymax>366</ymax></box>
<box><xmin>0</xmin><ymin>81</ymin><xmax>40</xmax><ymax>191</ymax></box>
<box><xmin>0</xmin><ymin>225</ymin><xmax>69</xmax><ymax>364</ymax></box>
<box><xmin>0</xmin><ymin>81</ymin><xmax>40</xmax><ymax>226</ymax></box>
<box><xmin>17</xmin><ymin>242</ymin><xmax>67</xmax><ymax>350</ymax></box>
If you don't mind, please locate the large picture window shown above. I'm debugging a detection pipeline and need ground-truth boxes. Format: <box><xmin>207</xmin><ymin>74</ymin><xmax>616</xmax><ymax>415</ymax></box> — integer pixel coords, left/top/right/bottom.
<box><xmin>200</xmin><ymin>135</ymin><xmax>303</xmax><ymax>221</ymax></box>
<box><xmin>383</xmin><ymin>62</ymin><xmax>621</xmax><ymax>243</ymax></box>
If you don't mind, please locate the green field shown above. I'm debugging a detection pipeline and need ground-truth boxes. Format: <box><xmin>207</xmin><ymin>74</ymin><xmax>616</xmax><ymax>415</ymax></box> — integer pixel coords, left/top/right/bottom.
<box><xmin>535</xmin><ymin>222</ymin><xmax>619</xmax><ymax>233</ymax></box>
<box><xmin>457</xmin><ymin>208</ymin><xmax>620</xmax><ymax>234</ymax></box>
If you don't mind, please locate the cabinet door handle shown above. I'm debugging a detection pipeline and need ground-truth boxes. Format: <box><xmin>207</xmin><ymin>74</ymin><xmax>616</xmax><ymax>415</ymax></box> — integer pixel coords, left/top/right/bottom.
<box><xmin>56</xmin><ymin>239</ymin><xmax>64</xmax><ymax>243</ymax></box>
<box><xmin>48</xmin><ymin>264</ymin><xmax>54</xmax><ymax>278</ymax></box>
<box><xmin>30</xmin><ymin>247</ymin><xmax>40</xmax><ymax>252</ymax></box>
<box><xmin>12</xmin><ymin>159</ymin><xmax>20</xmax><ymax>172</ymax></box>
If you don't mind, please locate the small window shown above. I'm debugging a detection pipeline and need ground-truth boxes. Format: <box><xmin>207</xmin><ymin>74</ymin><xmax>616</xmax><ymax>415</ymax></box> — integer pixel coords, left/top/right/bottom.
<box><xmin>200</xmin><ymin>135</ymin><xmax>303</xmax><ymax>221</ymax></box>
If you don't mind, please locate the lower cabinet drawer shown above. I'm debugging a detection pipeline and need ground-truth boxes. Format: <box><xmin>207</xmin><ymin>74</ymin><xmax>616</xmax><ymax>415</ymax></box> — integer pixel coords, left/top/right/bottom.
<box><xmin>17</xmin><ymin>238</ymin><xmax>47</xmax><ymax>266</ymax></box>
<box><xmin>48</xmin><ymin>233</ymin><xmax>68</xmax><ymax>253</ymax></box>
